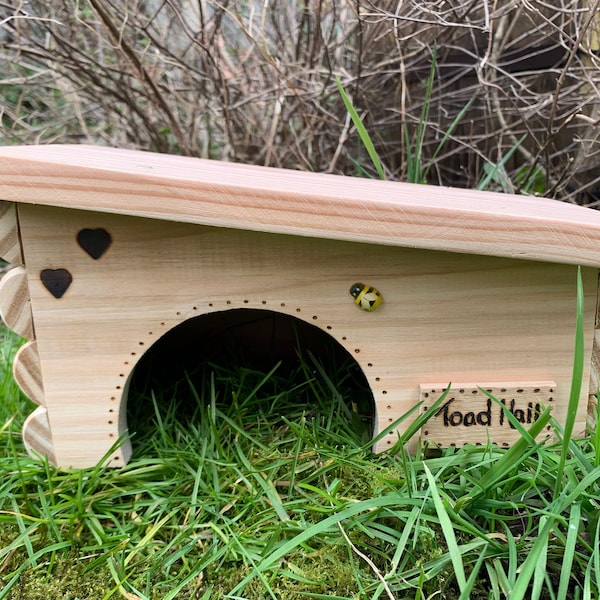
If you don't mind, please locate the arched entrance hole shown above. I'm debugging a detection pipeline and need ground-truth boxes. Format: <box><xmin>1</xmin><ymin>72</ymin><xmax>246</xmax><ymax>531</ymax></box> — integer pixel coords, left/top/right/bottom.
<box><xmin>125</xmin><ymin>309</ymin><xmax>375</xmax><ymax>457</ymax></box>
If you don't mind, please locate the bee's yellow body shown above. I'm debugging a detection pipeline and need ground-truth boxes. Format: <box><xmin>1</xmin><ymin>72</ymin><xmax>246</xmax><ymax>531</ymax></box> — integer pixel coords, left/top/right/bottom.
<box><xmin>349</xmin><ymin>283</ymin><xmax>382</xmax><ymax>311</ymax></box>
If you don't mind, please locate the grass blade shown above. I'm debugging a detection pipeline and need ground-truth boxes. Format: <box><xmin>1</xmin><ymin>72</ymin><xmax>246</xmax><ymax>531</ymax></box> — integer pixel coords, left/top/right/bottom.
<box><xmin>336</xmin><ymin>77</ymin><xmax>386</xmax><ymax>180</ymax></box>
<box><xmin>477</xmin><ymin>134</ymin><xmax>526</xmax><ymax>191</ymax></box>
<box><xmin>557</xmin><ymin>502</ymin><xmax>581</xmax><ymax>600</ymax></box>
<box><xmin>423</xmin><ymin>463</ymin><xmax>466</xmax><ymax>592</ymax></box>
<box><xmin>531</xmin><ymin>521</ymin><xmax>549</xmax><ymax>599</ymax></box>
<box><xmin>458</xmin><ymin>547</ymin><xmax>487</xmax><ymax>600</ymax></box>
<box><xmin>471</xmin><ymin>405</ymin><xmax>552</xmax><ymax>496</ymax></box>
<box><xmin>424</xmin><ymin>98</ymin><xmax>474</xmax><ymax>181</ymax></box>
<box><xmin>226</xmin><ymin>494</ymin><xmax>413</xmax><ymax>597</ymax></box>
<box><xmin>554</xmin><ymin>266</ymin><xmax>585</xmax><ymax>498</ymax></box>
<box><xmin>510</xmin><ymin>515</ymin><xmax>555</xmax><ymax>600</ymax></box>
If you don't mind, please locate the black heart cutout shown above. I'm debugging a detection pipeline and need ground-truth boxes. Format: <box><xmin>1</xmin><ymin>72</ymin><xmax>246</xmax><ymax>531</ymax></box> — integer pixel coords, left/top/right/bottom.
<box><xmin>40</xmin><ymin>269</ymin><xmax>73</xmax><ymax>299</ymax></box>
<box><xmin>77</xmin><ymin>228</ymin><xmax>112</xmax><ymax>260</ymax></box>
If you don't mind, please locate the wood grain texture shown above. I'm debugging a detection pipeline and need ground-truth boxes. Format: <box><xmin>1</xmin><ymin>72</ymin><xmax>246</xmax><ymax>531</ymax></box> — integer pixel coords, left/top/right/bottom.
<box><xmin>13</xmin><ymin>341</ymin><xmax>45</xmax><ymax>407</ymax></box>
<box><xmin>0</xmin><ymin>201</ymin><xmax>23</xmax><ymax>266</ymax></box>
<box><xmin>420</xmin><ymin>382</ymin><xmax>556</xmax><ymax>447</ymax></box>
<box><xmin>1</xmin><ymin>145</ymin><xmax>600</xmax><ymax>267</ymax></box>
<box><xmin>22</xmin><ymin>407</ymin><xmax>56</xmax><ymax>464</ymax></box>
<box><xmin>15</xmin><ymin>203</ymin><xmax>596</xmax><ymax>467</ymax></box>
<box><xmin>0</xmin><ymin>266</ymin><xmax>33</xmax><ymax>339</ymax></box>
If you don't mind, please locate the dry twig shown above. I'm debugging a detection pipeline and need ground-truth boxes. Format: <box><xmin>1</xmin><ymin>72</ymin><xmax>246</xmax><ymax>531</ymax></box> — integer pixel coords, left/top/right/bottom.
<box><xmin>0</xmin><ymin>0</ymin><xmax>597</xmax><ymax>202</ymax></box>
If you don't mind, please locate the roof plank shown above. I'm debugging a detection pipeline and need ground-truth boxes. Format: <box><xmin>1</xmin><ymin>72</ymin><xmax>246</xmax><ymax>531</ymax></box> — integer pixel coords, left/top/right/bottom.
<box><xmin>1</xmin><ymin>144</ymin><xmax>600</xmax><ymax>267</ymax></box>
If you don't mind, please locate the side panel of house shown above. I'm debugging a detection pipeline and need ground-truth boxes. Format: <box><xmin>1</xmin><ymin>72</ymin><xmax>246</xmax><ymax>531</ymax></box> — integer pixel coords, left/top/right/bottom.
<box><xmin>0</xmin><ymin>201</ymin><xmax>55</xmax><ymax>463</ymax></box>
<box><xmin>12</xmin><ymin>203</ymin><xmax>597</xmax><ymax>467</ymax></box>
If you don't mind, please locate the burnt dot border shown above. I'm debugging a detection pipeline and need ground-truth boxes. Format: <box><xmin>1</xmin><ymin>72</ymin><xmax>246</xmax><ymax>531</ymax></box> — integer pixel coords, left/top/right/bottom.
<box><xmin>109</xmin><ymin>297</ymin><xmax>387</xmax><ymax>461</ymax></box>
<box><xmin>420</xmin><ymin>384</ymin><xmax>556</xmax><ymax>449</ymax></box>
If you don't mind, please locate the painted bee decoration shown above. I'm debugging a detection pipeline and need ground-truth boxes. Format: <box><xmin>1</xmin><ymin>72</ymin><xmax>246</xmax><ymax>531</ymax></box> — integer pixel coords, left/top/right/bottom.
<box><xmin>349</xmin><ymin>282</ymin><xmax>382</xmax><ymax>312</ymax></box>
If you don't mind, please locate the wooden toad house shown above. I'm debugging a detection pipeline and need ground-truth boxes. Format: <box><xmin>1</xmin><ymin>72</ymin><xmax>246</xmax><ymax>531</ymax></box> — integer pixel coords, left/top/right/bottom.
<box><xmin>0</xmin><ymin>145</ymin><xmax>599</xmax><ymax>468</ymax></box>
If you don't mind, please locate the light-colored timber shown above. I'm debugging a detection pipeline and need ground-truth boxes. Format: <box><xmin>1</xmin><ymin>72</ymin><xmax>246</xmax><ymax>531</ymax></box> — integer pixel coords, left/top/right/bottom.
<box><xmin>0</xmin><ymin>145</ymin><xmax>597</xmax><ymax>467</ymax></box>
<box><xmin>1</xmin><ymin>144</ymin><xmax>600</xmax><ymax>267</ymax></box>
<box><xmin>420</xmin><ymin>382</ymin><xmax>557</xmax><ymax>447</ymax></box>
<box><xmin>13</xmin><ymin>341</ymin><xmax>44</xmax><ymax>407</ymax></box>
<box><xmin>22</xmin><ymin>407</ymin><xmax>55</xmax><ymax>465</ymax></box>
<box><xmin>0</xmin><ymin>266</ymin><xmax>33</xmax><ymax>340</ymax></box>
<box><xmin>0</xmin><ymin>202</ymin><xmax>23</xmax><ymax>266</ymax></box>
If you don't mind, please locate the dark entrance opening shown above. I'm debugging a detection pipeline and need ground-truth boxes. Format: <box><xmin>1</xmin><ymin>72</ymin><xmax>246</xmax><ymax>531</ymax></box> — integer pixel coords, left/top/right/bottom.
<box><xmin>126</xmin><ymin>309</ymin><xmax>375</xmax><ymax>457</ymax></box>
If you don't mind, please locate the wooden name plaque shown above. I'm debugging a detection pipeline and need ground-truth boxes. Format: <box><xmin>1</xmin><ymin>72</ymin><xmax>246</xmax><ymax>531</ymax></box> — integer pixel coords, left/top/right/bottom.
<box><xmin>420</xmin><ymin>383</ymin><xmax>556</xmax><ymax>447</ymax></box>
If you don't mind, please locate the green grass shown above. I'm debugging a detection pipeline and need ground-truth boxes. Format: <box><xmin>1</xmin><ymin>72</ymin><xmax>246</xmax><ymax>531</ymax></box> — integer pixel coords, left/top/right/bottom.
<box><xmin>0</xmin><ymin>268</ymin><xmax>599</xmax><ymax>599</ymax></box>
<box><xmin>337</xmin><ymin>48</ymin><xmax>473</xmax><ymax>185</ymax></box>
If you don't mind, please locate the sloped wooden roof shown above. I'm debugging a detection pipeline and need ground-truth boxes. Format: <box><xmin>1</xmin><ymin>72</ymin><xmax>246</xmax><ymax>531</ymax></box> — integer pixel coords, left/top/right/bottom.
<box><xmin>1</xmin><ymin>144</ymin><xmax>600</xmax><ymax>267</ymax></box>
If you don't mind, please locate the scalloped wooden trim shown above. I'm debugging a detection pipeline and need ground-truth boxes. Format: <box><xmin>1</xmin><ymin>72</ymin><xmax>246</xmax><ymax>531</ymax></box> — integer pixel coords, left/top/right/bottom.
<box><xmin>22</xmin><ymin>407</ymin><xmax>56</xmax><ymax>465</ymax></box>
<box><xmin>0</xmin><ymin>266</ymin><xmax>33</xmax><ymax>339</ymax></box>
<box><xmin>13</xmin><ymin>340</ymin><xmax>44</xmax><ymax>407</ymax></box>
<box><xmin>0</xmin><ymin>201</ymin><xmax>23</xmax><ymax>266</ymax></box>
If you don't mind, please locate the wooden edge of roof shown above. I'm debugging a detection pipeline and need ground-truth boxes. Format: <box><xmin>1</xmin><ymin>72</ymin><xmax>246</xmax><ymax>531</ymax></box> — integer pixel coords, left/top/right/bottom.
<box><xmin>0</xmin><ymin>144</ymin><xmax>600</xmax><ymax>268</ymax></box>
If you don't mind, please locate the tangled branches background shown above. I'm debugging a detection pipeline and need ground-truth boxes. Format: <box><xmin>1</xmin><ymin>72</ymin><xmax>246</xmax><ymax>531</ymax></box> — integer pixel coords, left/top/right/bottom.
<box><xmin>1</xmin><ymin>1</ymin><xmax>599</xmax><ymax>203</ymax></box>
